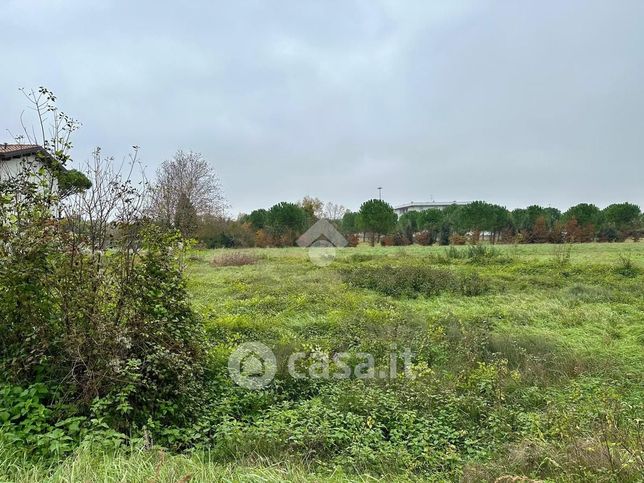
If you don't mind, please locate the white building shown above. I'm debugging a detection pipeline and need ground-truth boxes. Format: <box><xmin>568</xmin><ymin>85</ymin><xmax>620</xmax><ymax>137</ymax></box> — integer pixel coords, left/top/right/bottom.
<box><xmin>0</xmin><ymin>143</ymin><xmax>57</xmax><ymax>190</ymax></box>
<box><xmin>394</xmin><ymin>201</ymin><xmax>468</xmax><ymax>216</ymax></box>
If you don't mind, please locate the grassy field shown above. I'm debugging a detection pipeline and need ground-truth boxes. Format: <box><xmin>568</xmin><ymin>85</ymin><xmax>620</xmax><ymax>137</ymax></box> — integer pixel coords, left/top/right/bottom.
<box><xmin>2</xmin><ymin>242</ymin><xmax>642</xmax><ymax>481</ymax></box>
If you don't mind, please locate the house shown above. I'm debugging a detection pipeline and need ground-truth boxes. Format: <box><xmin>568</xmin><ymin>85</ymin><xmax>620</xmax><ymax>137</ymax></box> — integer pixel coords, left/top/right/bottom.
<box><xmin>0</xmin><ymin>143</ymin><xmax>58</xmax><ymax>190</ymax></box>
<box><xmin>394</xmin><ymin>201</ymin><xmax>468</xmax><ymax>216</ymax></box>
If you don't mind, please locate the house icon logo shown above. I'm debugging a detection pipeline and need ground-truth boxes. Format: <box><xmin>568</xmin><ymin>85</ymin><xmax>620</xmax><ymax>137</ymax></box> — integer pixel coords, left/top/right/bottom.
<box><xmin>228</xmin><ymin>342</ymin><xmax>277</xmax><ymax>390</ymax></box>
<box><xmin>296</xmin><ymin>219</ymin><xmax>347</xmax><ymax>266</ymax></box>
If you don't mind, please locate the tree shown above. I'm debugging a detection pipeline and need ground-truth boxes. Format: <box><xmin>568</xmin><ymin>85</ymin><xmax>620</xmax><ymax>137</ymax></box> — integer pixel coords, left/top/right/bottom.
<box><xmin>174</xmin><ymin>192</ymin><xmax>198</xmax><ymax>237</ymax></box>
<box><xmin>358</xmin><ymin>199</ymin><xmax>397</xmax><ymax>246</ymax></box>
<box><xmin>323</xmin><ymin>202</ymin><xmax>347</xmax><ymax>221</ymax></box>
<box><xmin>298</xmin><ymin>196</ymin><xmax>323</xmax><ymax>222</ymax></box>
<box><xmin>419</xmin><ymin>209</ymin><xmax>443</xmax><ymax>229</ymax></box>
<box><xmin>341</xmin><ymin>211</ymin><xmax>359</xmax><ymax>234</ymax></box>
<box><xmin>490</xmin><ymin>204</ymin><xmax>510</xmax><ymax>243</ymax></box>
<box><xmin>543</xmin><ymin>207</ymin><xmax>562</xmax><ymax>226</ymax></box>
<box><xmin>248</xmin><ymin>208</ymin><xmax>269</xmax><ymax>230</ymax></box>
<box><xmin>602</xmin><ymin>203</ymin><xmax>640</xmax><ymax>231</ymax></box>
<box><xmin>442</xmin><ymin>204</ymin><xmax>466</xmax><ymax>235</ymax></box>
<box><xmin>461</xmin><ymin>201</ymin><xmax>494</xmax><ymax>233</ymax></box>
<box><xmin>419</xmin><ymin>209</ymin><xmax>444</xmax><ymax>245</ymax></box>
<box><xmin>511</xmin><ymin>208</ymin><xmax>529</xmax><ymax>232</ymax></box>
<box><xmin>563</xmin><ymin>203</ymin><xmax>601</xmax><ymax>227</ymax></box>
<box><xmin>399</xmin><ymin>211</ymin><xmax>421</xmax><ymax>232</ymax></box>
<box><xmin>267</xmin><ymin>202</ymin><xmax>307</xmax><ymax>245</ymax></box>
<box><xmin>509</xmin><ymin>205</ymin><xmax>560</xmax><ymax>240</ymax></box>
<box><xmin>530</xmin><ymin>216</ymin><xmax>549</xmax><ymax>243</ymax></box>
<box><xmin>148</xmin><ymin>150</ymin><xmax>226</xmax><ymax>226</ymax></box>
<box><xmin>398</xmin><ymin>211</ymin><xmax>421</xmax><ymax>243</ymax></box>
<box><xmin>57</xmin><ymin>168</ymin><xmax>92</xmax><ymax>197</ymax></box>
<box><xmin>461</xmin><ymin>201</ymin><xmax>507</xmax><ymax>242</ymax></box>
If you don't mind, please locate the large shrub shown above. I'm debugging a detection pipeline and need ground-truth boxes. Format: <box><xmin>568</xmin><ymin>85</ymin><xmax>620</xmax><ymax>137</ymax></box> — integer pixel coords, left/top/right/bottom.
<box><xmin>0</xmin><ymin>153</ymin><xmax>208</xmax><ymax>450</ymax></box>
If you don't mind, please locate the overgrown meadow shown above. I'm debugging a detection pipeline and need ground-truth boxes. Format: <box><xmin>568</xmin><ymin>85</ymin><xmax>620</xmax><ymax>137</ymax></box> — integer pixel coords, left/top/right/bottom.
<box><xmin>2</xmin><ymin>242</ymin><xmax>643</xmax><ymax>481</ymax></box>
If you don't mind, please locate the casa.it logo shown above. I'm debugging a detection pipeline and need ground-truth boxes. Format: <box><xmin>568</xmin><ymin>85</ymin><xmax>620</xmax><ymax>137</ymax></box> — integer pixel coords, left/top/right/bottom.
<box><xmin>227</xmin><ymin>342</ymin><xmax>277</xmax><ymax>390</ymax></box>
<box><xmin>227</xmin><ymin>342</ymin><xmax>414</xmax><ymax>390</ymax></box>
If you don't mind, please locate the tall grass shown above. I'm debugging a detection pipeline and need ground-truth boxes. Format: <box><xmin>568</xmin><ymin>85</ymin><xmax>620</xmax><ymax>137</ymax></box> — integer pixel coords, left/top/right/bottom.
<box><xmin>0</xmin><ymin>445</ymin><xmax>360</xmax><ymax>482</ymax></box>
<box><xmin>3</xmin><ymin>242</ymin><xmax>642</xmax><ymax>481</ymax></box>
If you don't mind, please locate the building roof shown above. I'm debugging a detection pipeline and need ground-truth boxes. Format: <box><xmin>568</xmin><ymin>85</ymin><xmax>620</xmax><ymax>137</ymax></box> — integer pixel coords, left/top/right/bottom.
<box><xmin>394</xmin><ymin>201</ymin><xmax>468</xmax><ymax>210</ymax></box>
<box><xmin>0</xmin><ymin>143</ymin><xmax>44</xmax><ymax>160</ymax></box>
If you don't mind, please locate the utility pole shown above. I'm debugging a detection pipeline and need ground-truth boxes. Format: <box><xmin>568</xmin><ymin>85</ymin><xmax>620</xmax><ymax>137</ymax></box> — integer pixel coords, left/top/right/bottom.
<box><xmin>378</xmin><ymin>186</ymin><xmax>382</xmax><ymax>200</ymax></box>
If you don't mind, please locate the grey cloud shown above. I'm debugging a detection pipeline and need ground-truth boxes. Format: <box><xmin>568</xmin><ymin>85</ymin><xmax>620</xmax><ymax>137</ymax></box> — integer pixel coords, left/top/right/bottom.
<box><xmin>1</xmin><ymin>0</ymin><xmax>642</xmax><ymax>214</ymax></box>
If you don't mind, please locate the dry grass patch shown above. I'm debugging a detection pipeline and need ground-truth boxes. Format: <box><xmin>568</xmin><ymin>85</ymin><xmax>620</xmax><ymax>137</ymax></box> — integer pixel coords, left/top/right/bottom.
<box><xmin>211</xmin><ymin>252</ymin><xmax>258</xmax><ymax>267</ymax></box>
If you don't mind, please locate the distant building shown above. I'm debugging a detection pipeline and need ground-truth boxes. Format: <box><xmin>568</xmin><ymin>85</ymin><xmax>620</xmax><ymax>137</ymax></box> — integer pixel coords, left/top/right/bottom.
<box><xmin>0</xmin><ymin>143</ymin><xmax>57</xmax><ymax>190</ymax></box>
<box><xmin>394</xmin><ymin>201</ymin><xmax>468</xmax><ymax>216</ymax></box>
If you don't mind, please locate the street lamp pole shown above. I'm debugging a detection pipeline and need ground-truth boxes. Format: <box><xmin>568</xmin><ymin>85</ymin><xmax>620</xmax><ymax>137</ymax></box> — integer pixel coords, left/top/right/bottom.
<box><xmin>378</xmin><ymin>187</ymin><xmax>382</xmax><ymax>200</ymax></box>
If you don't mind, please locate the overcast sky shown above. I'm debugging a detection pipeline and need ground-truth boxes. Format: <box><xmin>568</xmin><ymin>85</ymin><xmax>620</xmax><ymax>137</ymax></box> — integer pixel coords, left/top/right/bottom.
<box><xmin>2</xmin><ymin>0</ymin><xmax>643</xmax><ymax>215</ymax></box>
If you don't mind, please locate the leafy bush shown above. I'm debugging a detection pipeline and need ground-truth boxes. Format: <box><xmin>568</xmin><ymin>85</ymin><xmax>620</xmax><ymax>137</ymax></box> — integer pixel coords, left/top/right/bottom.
<box><xmin>340</xmin><ymin>265</ymin><xmax>490</xmax><ymax>298</ymax></box>
<box><xmin>0</xmin><ymin>155</ymin><xmax>209</xmax><ymax>455</ymax></box>
<box><xmin>459</xmin><ymin>272</ymin><xmax>489</xmax><ymax>296</ymax></box>
<box><xmin>196</xmin><ymin>217</ymin><xmax>256</xmax><ymax>248</ymax></box>
<box><xmin>341</xmin><ymin>265</ymin><xmax>463</xmax><ymax>297</ymax></box>
<box><xmin>440</xmin><ymin>245</ymin><xmax>508</xmax><ymax>265</ymax></box>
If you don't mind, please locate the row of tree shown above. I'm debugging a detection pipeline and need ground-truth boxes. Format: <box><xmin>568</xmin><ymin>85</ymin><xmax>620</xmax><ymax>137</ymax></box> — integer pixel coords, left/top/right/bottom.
<box><xmin>144</xmin><ymin>153</ymin><xmax>640</xmax><ymax>248</ymax></box>
<box><xmin>177</xmin><ymin>198</ymin><xmax>642</xmax><ymax>249</ymax></box>
<box><xmin>354</xmin><ymin>200</ymin><xmax>642</xmax><ymax>246</ymax></box>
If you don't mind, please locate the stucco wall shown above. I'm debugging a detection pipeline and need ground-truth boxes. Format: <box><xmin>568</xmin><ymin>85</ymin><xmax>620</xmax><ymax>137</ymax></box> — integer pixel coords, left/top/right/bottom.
<box><xmin>0</xmin><ymin>154</ymin><xmax>57</xmax><ymax>192</ymax></box>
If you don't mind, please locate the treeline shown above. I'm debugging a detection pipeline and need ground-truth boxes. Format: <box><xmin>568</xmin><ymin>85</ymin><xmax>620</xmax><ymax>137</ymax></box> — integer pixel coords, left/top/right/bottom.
<box><xmin>141</xmin><ymin>151</ymin><xmax>641</xmax><ymax>248</ymax></box>
<box><xmin>391</xmin><ymin>201</ymin><xmax>643</xmax><ymax>246</ymax></box>
<box><xmin>192</xmin><ymin>197</ymin><xmax>353</xmax><ymax>248</ymax></box>
<box><xmin>189</xmin><ymin>199</ymin><xmax>642</xmax><ymax>248</ymax></box>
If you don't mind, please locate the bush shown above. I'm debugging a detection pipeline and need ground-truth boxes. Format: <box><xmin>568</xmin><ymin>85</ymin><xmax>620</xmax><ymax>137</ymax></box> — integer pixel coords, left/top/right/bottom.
<box><xmin>381</xmin><ymin>232</ymin><xmax>409</xmax><ymax>246</ymax></box>
<box><xmin>414</xmin><ymin>230</ymin><xmax>435</xmax><ymax>246</ymax></box>
<box><xmin>340</xmin><ymin>265</ymin><xmax>459</xmax><ymax>297</ymax></box>
<box><xmin>196</xmin><ymin>217</ymin><xmax>255</xmax><ymax>248</ymax></box>
<box><xmin>615</xmin><ymin>253</ymin><xmax>639</xmax><ymax>277</ymax></box>
<box><xmin>0</xmin><ymin>159</ymin><xmax>209</xmax><ymax>453</ymax></box>
<box><xmin>254</xmin><ymin>228</ymin><xmax>272</xmax><ymax>247</ymax></box>
<box><xmin>211</xmin><ymin>251</ymin><xmax>258</xmax><ymax>267</ymax></box>
<box><xmin>598</xmin><ymin>225</ymin><xmax>620</xmax><ymax>242</ymax></box>
<box><xmin>442</xmin><ymin>245</ymin><xmax>505</xmax><ymax>265</ymax></box>
<box><xmin>381</xmin><ymin>235</ymin><xmax>394</xmax><ymax>246</ymax></box>
<box><xmin>345</xmin><ymin>234</ymin><xmax>359</xmax><ymax>247</ymax></box>
<box><xmin>449</xmin><ymin>234</ymin><xmax>467</xmax><ymax>245</ymax></box>
<box><xmin>459</xmin><ymin>272</ymin><xmax>489</xmax><ymax>296</ymax></box>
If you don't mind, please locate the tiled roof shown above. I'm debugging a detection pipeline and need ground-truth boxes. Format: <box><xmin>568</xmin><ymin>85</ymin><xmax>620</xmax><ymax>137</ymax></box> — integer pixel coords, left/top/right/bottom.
<box><xmin>0</xmin><ymin>143</ymin><xmax>43</xmax><ymax>160</ymax></box>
